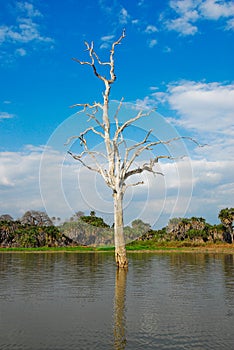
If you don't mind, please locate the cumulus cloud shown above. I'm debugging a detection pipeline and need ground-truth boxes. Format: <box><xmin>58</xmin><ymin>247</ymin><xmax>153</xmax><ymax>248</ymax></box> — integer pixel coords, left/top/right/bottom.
<box><xmin>165</xmin><ymin>81</ymin><xmax>234</xmax><ymax>135</ymax></box>
<box><xmin>199</xmin><ymin>0</ymin><xmax>234</xmax><ymax>20</ymax></box>
<box><xmin>166</xmin><ymin>16</ymin><xmax>198</xmax><ymax>35</ymax></box>
<box><xmin>0</xmin><ymin>147</ymin><xmax>44</xmax><ymax>217</ymax></box>
<box><xmin>165</xmin><ymin>0</ymin><xmax>234</xmax><ymax>35</ymax></box>
<box><xmin>133</xmin><ymin>79</ymin><xmax>234</xmax><ymax>223</ymax></box>
<box><xmin>0</xmin><ymin>146</ymin><xmax>69</xmax><ymax>219</ymax></box>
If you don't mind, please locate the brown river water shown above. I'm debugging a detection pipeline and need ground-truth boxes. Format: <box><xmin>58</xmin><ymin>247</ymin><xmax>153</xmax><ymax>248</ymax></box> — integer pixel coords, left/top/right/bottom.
<box><xmin>0</xmin><ymin>252</ymin><xmax>233</xmax><ymax>349</ymax></box>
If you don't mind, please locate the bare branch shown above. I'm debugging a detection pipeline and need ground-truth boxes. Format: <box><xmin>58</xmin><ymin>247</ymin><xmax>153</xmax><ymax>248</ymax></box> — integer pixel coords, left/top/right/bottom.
<box><xmin>69</xmin><ymin>102</ymin><xmax>105</xmax><ymax>132</ymax></box>
<box><xmin>69</xmin><ymin>102</ymin><xmax>103</xmax><ymax>110</ymax></box>
<box><xmin>124</xmin><ymin>155</ymin><xmax>175</xmax><ymax>180</ymax></box>
<box><xmin>122</xmin><ymin>135</ymin><xmax>203</xmax><ymax>178</ymax></box>
<box><xmin>92</xmin><ymin>51</ymin><xmax>110</xmax><ymax>66</ymax></box>
<box><xmin>122</xmin><ymin>129</ymin><xmax>152</xmax><ymax>173</ymax></box>
<box><xmin>114</xmin><ymin>109</ymin><xmax>153</xmax><ymax>142</ymax></box>
<box><xmin>64</xmin><ymin>126</ymin><xmax>104</xmax><ymax>146</ymax></box>
<box><xmin>83</xmin><ymin>126</ymin><xmax>105</xmax><ymax>139</ymax></box>
<box><xmin>72</xmin><ymin>57</ymin><xmax>92</xmax><ymax>67</ymax></box>
<box><xmin>67</xmin><ymin>150</ymin><xmax>113</xmax><ymax>189</ymax></box>
<box><xmin>73</xmin><ymin>29</ymin><xmax>125</xmax><ymax>88</ymax></box>
<box><xmin>69</xmin><ymin>149</ymin><xmax>108</xmax><ymax>160</ymax></box>
<box><xmin>109</xmin><ymin>29</ymin><xmax>126</xmax><ymax>83</ymax></box>
<box><xmin>68</xmin><ymin>151</ymin><xmax>101</xmax><ymax>174</ymax></box>
<box><xmin>124</xmin><ymin>181</ymin><xmax>144</xmax><ymax>190</ymax></box>
<box><xmin>73</xmin><ymin>42</ymin><xmax>106</xmax><ymax>83</ymax></box>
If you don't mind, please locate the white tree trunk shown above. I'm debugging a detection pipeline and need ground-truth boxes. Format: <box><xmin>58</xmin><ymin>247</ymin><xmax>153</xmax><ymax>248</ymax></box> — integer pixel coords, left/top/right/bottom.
<box><xmin>113</xmin><ymin>191</ymin><xmax>128</xmax><ymax>268</ymax></box>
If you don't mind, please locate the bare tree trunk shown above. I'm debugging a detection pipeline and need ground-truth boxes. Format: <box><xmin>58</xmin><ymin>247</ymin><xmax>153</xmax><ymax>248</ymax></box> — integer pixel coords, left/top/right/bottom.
<box><xmin>113</xmin><ymin>191</ymin><xmax>128</xmax><ymax>268</ymax></box>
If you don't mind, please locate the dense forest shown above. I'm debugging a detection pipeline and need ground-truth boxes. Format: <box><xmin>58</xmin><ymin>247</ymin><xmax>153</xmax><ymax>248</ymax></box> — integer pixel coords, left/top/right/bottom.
<box><xmin>0</xmin><ymin>208</ymin><xmax>233</xmax><ymax>248</ymax></box>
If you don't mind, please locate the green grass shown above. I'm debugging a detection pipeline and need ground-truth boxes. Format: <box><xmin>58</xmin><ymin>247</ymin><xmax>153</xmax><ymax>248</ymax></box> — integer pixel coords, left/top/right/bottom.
<box><xmin>0</xmin><ymin>241</ymin><xmax>233</xmax><ymax>253</ymax></box>
<box><xmin>126</xmin><ymin>241</ymin><xmax>183</xmax><ymax>251</ymax></box>
<box><xmin>0</xmin><ymin>246</ymin><xmax>95</xmax><ymax>252</ymax></box>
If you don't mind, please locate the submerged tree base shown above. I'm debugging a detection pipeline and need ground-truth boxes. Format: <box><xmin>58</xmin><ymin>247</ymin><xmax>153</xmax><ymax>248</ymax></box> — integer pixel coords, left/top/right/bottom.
<box><xmin>115</xmin><ymin>247</ymin><xmax>128</xmax><ymax>268</ymax></box>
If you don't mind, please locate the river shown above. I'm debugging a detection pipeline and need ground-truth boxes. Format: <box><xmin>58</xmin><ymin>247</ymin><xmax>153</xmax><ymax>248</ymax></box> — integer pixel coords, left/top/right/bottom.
<box><xmin>0</xmin><ymin>252</ymin><xmax>233</xmax><ymax>349</ymax></box>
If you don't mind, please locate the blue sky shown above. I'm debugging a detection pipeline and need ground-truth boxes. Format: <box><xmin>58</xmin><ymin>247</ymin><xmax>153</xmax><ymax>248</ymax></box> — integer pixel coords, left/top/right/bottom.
<box><xmin>0</xmin><ymin>0</ymin><xmax>233</xmax><ymax>228</ymax></box>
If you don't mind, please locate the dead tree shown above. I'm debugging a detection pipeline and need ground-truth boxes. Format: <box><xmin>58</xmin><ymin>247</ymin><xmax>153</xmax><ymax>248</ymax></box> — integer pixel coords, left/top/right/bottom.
<box><xmin>67</xmin><ymin>31</ymin><xmax>199</xmax><ymax>268</ymax></box>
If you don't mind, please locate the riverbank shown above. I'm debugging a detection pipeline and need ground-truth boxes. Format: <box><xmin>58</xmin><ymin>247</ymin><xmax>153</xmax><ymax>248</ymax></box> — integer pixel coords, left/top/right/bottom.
<box><xmin>1</xmin><ymin>242</ymin><xmax>234</xmax><ymax>253</ymax></box>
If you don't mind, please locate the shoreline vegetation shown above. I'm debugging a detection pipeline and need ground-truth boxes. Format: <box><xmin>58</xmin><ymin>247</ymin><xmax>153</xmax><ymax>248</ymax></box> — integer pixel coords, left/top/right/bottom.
<box><xmin>1</xmin><ymin>242</ymin><xmax>234</xmax><ymax>254</ymax></box>
<box><xmin>1</xmin><ymin>208</ymin><xmax>233</xmax><ymax>254</ymax></box>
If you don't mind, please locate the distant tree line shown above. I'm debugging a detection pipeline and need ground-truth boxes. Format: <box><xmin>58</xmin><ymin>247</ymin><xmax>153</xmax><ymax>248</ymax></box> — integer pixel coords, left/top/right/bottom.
<box><xmin>0</xmin><ymin>208</ymin><xmax>233</xmax><ymax>248</ymax></box>
<box><xmin>0</xmin><ymin>211</ymin><xmax>73</xmax><ymax>248</ymax></box>
<box><xmin>138</xmin><ymin>208</ymin><xmax>234</xmax><ymax>244</ymax></box>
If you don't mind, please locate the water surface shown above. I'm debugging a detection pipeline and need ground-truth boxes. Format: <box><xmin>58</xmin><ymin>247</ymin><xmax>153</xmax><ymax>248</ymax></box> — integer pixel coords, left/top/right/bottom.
<box><xmin>0</xmin><ymin>252</ymin><xmax>233</xmax><ymax>349</ymax></box>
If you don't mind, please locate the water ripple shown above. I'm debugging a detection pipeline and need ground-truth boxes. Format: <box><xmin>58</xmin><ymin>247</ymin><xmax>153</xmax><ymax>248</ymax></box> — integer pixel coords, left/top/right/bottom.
<box><xmin>0</xmin><ymin>252</ymin><xmax>234</xmax><ymax>349</ymax></box>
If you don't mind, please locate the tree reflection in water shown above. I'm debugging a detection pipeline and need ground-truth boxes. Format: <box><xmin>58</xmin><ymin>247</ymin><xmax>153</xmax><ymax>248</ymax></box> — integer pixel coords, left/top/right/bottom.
<box><xmin>113</xmin><ymin>268</ymin><xmax>128</xmax><ymax>349</ymax></box>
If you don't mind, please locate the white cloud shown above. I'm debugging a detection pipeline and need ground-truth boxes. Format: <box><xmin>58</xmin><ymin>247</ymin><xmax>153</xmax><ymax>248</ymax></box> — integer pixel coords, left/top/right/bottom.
<box><xmin>166</xmin><ymin>81</ymin><xmax>234</xmax><ymax>135</ymax></box>
<box><xmin>199</xmin><ymin>0</ymin><xmax>234</xmax><ymax>20</ymax></box>
<box><xmin>185</xmin><ymin>158</ymin><xmax>234</xmax><ymax>222</ymax></box>
<box><xmin>165</xmin><ymin>0</ymin><xmax>234</xmax><ymax>35</ymax></box>
<box><xmin>0</xmin><ymin>148</ymin><xmax>44</xmax><ymax>217</ymax></box>
<box><xmin>165</xmin><ymin>0</ymin><xmax>199</xmax><ymax>35</ymax></box>
<box><xmin>0</xmin><ymin>112</ymin><xmax>14</xmax><ymax>120</ymax></box>
<box><xmin>100</xmin><ymin>34</ymin><xmax>115</xmax><ymax>49</ymax></box>
<box><xmin>148</xmin><ymin>39</ymin><xmax>157</xmax><ymax>48</ymax></box>
<box><xmin>0</xmin><ymin>2</ymin><xmax>53</xmax><ymax>49</ymax></box>
<box><xmin>119</xmin><ymin>7</ymin><xmax>130</xmax><ymax>24</ymax></box>
<box><xmin>226</xmin><ymin>17</ymin><xmax>234</xmax><ymax>30</ymax></box>
<box><xmin>166</xmin><ymin>17</ymin><xmax>198</xmax><ymax>35</ymax></box>
<box><xmin>101</xmin><ymin>35</ymin><xmax>115</xmax><ymax>42</ymax></box>
<box><xmin>16</xmin><ymin>1</ymin><xmax>42</xmax><ymax>18</ymax></box>
<box><xmin>133</xmin><ymin>79</ymin><xmax>234</xmax><ymax>225</ymax></box>
<box><xmin>163</xmin><ymin>46</ymin><xmax>172</xmax><ymax>53</ymax></box>
<box><xmin>0</xmin><ymin>19</ymin><xmax>52</xmax><ymax>45</ymax></box>
<box><xmin>145</xmin><ymin>25</ymin><xmax>158</xmax><ymax>33</ymax></box>
<box><xmin>135</xmin><ymin>96</ymin><xmax>157</xmax><ymax>109</ymax></box>
<box><xmin>15</xmin><ymin>47</ymin><xmax>26</xmax><ymax>56</ymax></box>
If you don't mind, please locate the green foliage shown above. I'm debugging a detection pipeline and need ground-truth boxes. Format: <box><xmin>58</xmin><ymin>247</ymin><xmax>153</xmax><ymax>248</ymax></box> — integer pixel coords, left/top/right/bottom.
<box><xmin>1</xmin><ymin>208</ymin><xmax>234</xmax><ymax>248</ymax></box>
<box><xmin>218</xmin><ymin>208</ymin><xmax>234</xmax><ymax>224</ymax></box>
<box><xmin>80</xmin><ymin>215</ymin><xmax>109</xmax><ymax>228</ymax></box>
<box><xmin>0</xmin><ymin>219</ymin><xmax>75</xmax><ymax>248</ymax></box>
